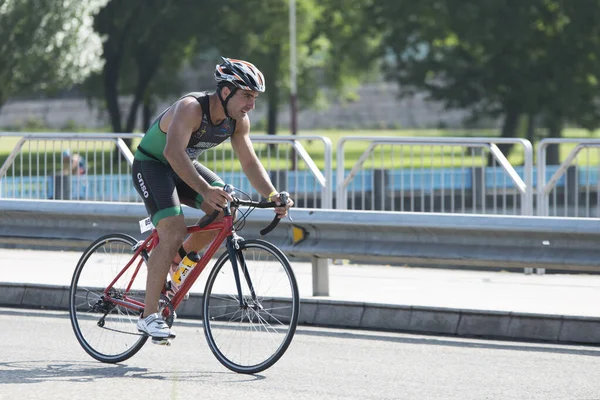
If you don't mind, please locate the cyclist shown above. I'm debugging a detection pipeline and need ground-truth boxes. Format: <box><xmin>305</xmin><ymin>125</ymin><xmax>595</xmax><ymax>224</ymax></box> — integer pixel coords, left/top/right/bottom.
<box><xmin>131</xmin><ymin>57</ymin><xmax>294</xmax><ymax>342</ymax></box>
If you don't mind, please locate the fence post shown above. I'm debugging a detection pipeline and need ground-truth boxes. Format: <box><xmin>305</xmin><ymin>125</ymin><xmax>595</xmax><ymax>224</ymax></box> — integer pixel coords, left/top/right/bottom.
<box><xmin>373</xmin><ymin>169</ymin><xmax>389</xmax><ymax>210</ymax></box>
<box><xmin>312</xmin><ymin>256</ymin><xmax>329</xmax><ymax>296</ymax></box>
<box><xmin>566</xmin><ymin>165</ymin><xmax>578</xmax><ymax>215</ymax></box>
<box><xmin>472</xmin><ymin>166</ymin><xmax>485</xmax><ymax>213</ymax></box>
<box><xmin>53</xmin><ymin>175</ymin><xmax>71</xmax><ymax>200</ymax></box>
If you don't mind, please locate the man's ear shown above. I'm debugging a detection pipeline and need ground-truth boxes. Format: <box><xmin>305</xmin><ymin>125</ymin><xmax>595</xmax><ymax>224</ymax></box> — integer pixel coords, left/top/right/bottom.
<box><xmin>221</xmin><ymin>86</ymin><xmax>231</xmax><ymax>98</ymax></box>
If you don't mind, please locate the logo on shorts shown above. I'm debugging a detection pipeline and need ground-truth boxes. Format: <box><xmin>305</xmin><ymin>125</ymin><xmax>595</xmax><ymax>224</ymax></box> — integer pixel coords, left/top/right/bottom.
<box><xmin>137</xmin><ymin>173</ymin><xmax>149</xmax><ymax>198</ymax></box>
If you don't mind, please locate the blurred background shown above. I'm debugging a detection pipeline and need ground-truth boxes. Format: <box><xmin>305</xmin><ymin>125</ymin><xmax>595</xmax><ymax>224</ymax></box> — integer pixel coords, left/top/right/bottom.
<box><xmin>2</xmin><ymin>0</ymin><xmax>600</xmax><ymax>217</ymax></box>
<box><xmin>5</xmin><ymin>1</ymin><xmax>600</xmax><ymax>143</ymax></box>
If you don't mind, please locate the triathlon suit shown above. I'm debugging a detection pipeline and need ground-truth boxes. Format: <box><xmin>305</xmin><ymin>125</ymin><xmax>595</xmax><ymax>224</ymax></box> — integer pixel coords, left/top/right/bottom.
<box><xmin>132</xmin><ymin>92</ymin><xmax>237</xmax><ymax>226</ymax></box>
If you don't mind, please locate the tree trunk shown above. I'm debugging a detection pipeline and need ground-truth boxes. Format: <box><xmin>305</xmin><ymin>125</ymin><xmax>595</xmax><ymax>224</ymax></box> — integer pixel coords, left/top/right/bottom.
<box><xmin>125</xmin><ymin>98</ymin><xmax>139</xmax><ymax>134</ymax></box>
<box><xmin>125</xmin><ymin>61</ymin><xmax>158</xmax><ymax>133</ymax></box>
<box><xmin>100</xmin><ymin>6</ymin><xmax>140</xmax><ymax>134</ymax></box>
<box><xmin>267</xmin><ymin>92</ymin><xmax>279</xmax><ymax>136</ymax></box>
<box><xmin>487</xmin><ymin>104</ymin><xmax>520</xmax><ymax>166</ymax></box>
<box><xmin>120</xmin><ymin>54</ymin><xmax>159</xmax><ymax>153</ymax></box>
<box><xmin>266</xmin><ymin>47</ymin><xmax>281</xmax><ymax>136</ymax></box>
<box><xmin>545</xmin><ymin>114</ymin><xmax>563</xmax><ymax>165</ymax></box>
<box><xmin>104</xmin><ymin>56</ymin><xmax>122</xmax><ymax>133</ymax></box>
<box><xmin>526</xmin><ymin>113</ymin><xmax>536</xmax><ymax>144</ymax></box>
<box><xmin>142</xmin><ymin>96</ymin><xmax>154</xmax><ymax>132</ymax></box>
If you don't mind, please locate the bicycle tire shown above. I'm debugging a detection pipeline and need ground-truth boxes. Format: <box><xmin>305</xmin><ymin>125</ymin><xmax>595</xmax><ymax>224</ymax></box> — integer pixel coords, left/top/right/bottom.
<box><xmin>69</xmin><ymin>233</ymin><xmax>149</xmax><ymax>363</ymax></box>
<box><xmin>203</xmin><ymin>239</ymin><xmax>300</xmax><ymax>374</ymax></box>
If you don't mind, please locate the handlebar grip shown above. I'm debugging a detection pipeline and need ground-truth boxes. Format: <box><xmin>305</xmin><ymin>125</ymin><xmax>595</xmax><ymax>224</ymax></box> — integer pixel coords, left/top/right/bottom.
<box><xmin>260</xmin><ymin>215</ymin><xmax>281</xmax><ymax>236</ymax></box>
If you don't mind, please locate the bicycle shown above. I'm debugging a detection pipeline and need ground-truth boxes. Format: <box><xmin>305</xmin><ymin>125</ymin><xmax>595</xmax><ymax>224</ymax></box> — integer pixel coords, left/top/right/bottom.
<box><xmin>68</xmin><ymin>186</ymin><xmax>299</xmax><ymax>374</ymax></box>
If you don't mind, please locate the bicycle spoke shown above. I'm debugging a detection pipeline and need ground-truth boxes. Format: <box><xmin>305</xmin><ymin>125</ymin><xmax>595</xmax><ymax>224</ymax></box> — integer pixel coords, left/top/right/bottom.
<box><xmin>203</xmin><ymin>240</ymin><xmax>299</xmax><ymax>374</ymax></box>
<box><xmin>69</xmin><ymin>234</ymin><xmax>149</xmax><ymax>363</ymax></box>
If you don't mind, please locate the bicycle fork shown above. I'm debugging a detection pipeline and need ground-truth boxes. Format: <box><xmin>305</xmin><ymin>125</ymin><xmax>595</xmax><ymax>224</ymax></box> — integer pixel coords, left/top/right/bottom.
<box><xmin>226</xmin><ymin>236</ymin><xmax>259</xmax><ymax>308</ymax></box>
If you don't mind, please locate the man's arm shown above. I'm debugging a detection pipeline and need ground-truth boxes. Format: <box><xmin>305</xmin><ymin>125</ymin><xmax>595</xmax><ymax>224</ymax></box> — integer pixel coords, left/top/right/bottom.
<box><xmin>231</xmin><ymin>117</ymin><xmax>277</xmax><ymax>198</ymax></box>
<box><xmin>231</xmin><ymin>117</ymin><xmax>294</xmax><ymax>218</ymax></box>
<box><xmin>164</xmin><ymin>98</ymin><xmax>231</xmax><ymax>210</ymax></box>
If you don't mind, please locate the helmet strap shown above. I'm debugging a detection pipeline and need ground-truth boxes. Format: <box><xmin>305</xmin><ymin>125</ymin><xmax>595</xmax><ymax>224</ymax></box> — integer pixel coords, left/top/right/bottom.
<box><xmin>217</xmin><ymin>85</ymin><xmax>237</xmax><ymax>119</ymax></box>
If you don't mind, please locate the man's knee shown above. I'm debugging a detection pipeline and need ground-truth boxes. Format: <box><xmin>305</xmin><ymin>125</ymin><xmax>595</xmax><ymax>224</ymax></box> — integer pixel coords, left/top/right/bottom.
<box><xmin>156</xmin><ymin>216</ymin><xmax>187</xmax><ymax>248</ymax></box>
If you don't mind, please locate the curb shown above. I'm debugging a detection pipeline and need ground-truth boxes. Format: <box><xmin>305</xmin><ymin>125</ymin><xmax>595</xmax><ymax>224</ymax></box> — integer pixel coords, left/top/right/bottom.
<box><xmin>3</xmin><ymin>282</ymin><xmax>600</xmax><ymax>345</ymax></box>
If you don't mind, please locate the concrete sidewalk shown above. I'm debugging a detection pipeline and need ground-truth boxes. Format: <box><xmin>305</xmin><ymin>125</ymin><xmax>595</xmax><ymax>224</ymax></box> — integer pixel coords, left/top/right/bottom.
<box><xmin>1</xmin><ymin>248</ymin><xmax>600</xmax><ymax>344</ymax></box>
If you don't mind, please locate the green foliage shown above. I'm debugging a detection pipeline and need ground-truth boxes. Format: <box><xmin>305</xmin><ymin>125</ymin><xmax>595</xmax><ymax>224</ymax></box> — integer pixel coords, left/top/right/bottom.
<box><xmin>213</xmin><ymin>0</ymin><xmax>321</xmax><ymax>134</ymax></box>
<box><xmin>82</xmin><ymin>0</ymin><xmax>384</xmax><ymax>136</ymax></box>
<box><xmin>306</xmin><ymin>0</ymin><xmax>383</xmax><ymax>98</ymax></box>
<box><xmin>0</xmin><ymin>0</ymin><xmax>105</xmax><ymax>107</ymax></box>
<box><xmin>371</xmin><ymin>0</ymin><xmax>600</xmax><ymax>134</ymax></box>
<box><xmin>368</xmin><ymin>0</ymin><xmax>600</xmax><ymax>164</ymax></box>
<box><xmin>213</xmin><ymin>0</ymin><xmax>383</xmax><ymax>134</ymax></box>
<box><xmin>84</xmin><ymin>0</ymin><xmax>216</xmax><ymax>133</ymax></box>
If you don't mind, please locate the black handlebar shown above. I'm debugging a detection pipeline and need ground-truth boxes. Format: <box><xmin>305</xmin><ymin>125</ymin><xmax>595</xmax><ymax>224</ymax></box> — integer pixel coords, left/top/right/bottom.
<box><xmin>235</xmin><ymin>198</ymin><xmax>283</xmax><ymax>236</ymax></box>
<box><xmin>196</xmin><ymin>191</ymin><xmax>289</xmax><ymax>236</ymax></box>
<box><xmin>260</xmin><ymin>215</ymin><xmax>281</xmax><ymax>236</ymax></box>
<box><xmin>257</xmin><ymin>191</ymin><xmax>288</xmax><ymax>235</ymax></box>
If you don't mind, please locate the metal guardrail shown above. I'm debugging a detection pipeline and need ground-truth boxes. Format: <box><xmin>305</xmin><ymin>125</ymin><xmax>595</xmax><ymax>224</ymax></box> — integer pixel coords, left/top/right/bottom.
<box><xmin>199</xmin><ymin>134</ymin><xmax>333</xmax><ymax>208</ymax></box>
<box><xmin>1</xmin><ymin>199</ymin><xmax>599</xmax><ymax>296</ymax></box>
<box><xmin>4</xmin><ymin>132</ymin><xmax>600</xmax><ymax>219</ymax></box>
<box><xmin>537</xmin><ymin>138</ymin><xmax>600</xmax><ymax>217</ymax></box>
<box><xmin>337</xmin><ymin>137</ymin><xmax>534</xmax><ymax>215</ymax></box>
<box><xmin>0</xmin><ymin>132</ymin><xmax>142</xmax><ymax>201</ymax></box>
<box><xmin>0</xmin><ymin>132</ymin><xmax>333</xmax><ymax>207</ymax></box>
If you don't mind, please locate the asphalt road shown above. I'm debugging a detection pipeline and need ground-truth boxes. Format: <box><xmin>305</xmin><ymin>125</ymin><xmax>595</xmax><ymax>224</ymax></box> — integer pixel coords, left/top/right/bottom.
<box><xmin>3</xmin><ymin>308</ymin><xmax>600</xmax><ymax>400</ymax></box>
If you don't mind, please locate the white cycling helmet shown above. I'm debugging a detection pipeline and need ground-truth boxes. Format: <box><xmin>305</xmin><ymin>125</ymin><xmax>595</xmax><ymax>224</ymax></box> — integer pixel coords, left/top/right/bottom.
<box><xmin>215</xmin><ymin>57</ymin><xmax>265</xmax><ymax>92</ymax></box>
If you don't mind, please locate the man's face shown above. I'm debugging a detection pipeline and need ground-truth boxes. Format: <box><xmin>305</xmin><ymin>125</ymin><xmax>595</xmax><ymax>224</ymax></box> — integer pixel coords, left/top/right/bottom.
<box><xmin>226</xmin><ymin>88</ymin><xmax>259</xmax><ymax>119</ymax></box>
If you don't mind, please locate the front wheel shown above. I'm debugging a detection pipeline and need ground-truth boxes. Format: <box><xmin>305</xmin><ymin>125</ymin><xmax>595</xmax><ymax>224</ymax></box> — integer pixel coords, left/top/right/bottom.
<box><xmin>203</xmin><ymin>239</ymin><xmax>300</xmax><ymax>374</ymax></box>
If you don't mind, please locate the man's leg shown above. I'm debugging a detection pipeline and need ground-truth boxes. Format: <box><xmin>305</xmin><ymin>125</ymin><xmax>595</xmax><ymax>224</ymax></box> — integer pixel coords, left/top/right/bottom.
<box><xmin>132</xmin><ymin>158</ymin><xmax>187</xmax><ymax>340</ymax></box>
<box><xmin>172</xmin><ymin>204</ymin><xmax>228</xmax><ymax>265</ymax></box>
<box><xmin>143</xmin><ymin>214</ymin><xmax>187</xmax><ymax>317</ymax></box>
<box><xmin>171</xmin><ymin>161</ymin><xmax>235</xmax><ymax>262</ymax></box>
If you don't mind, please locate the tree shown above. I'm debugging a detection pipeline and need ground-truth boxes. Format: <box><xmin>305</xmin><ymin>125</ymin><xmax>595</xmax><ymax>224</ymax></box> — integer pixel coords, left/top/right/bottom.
<box><xmin>307</xmin><ymin>0</ymin><xmax>383</xmax><ymax>99</ymax></box>
<box><xmin>213</xmin><ymin>0</ymin><xmax>318</xmax><ymax>135</ymax></box>
<box><xmin>371</xmin><ymin>0</ymin><xmax>600</xmax><ymax>163</ymax></box>
<box><xmin>528</xmin><ymin>1</ymin><xmax>600</xmax><ymax>162</ymax></box>
<box><xmin>86</xmin><ymin>0</ymin><xmax>213</xmax><ymax>134</ymax></box>
<box><xmin>87</xmin><ymin>0</ymin><xmax>382</xmax><ymax>137</ymax></box>
<box><xmin>0</xmin><ymin>0</ymin><xmax>104</xmax><ymax>110</ymax></box>
<box><xmin>215</xmin><ymin>0</ymin><xmax>381</xmax><ymax>135</ymax></box>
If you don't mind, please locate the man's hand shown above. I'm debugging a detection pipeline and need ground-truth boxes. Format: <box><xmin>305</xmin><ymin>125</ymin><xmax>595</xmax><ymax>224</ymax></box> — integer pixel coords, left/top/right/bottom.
<box><xmin>203</xmin><ymin>186</ymin><xmax>233</xmax><ymax>210</ymax></box>
<box><xmin>270</xmin><ymin>191</ymin><xmax>294</xmax><ymax>219</ymax></box>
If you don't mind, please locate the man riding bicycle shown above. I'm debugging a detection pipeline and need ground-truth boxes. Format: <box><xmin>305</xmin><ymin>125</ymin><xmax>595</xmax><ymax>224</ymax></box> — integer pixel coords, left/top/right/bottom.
<box><xmin>132</xmin><ymin>57</ymin><xmax>294</xmax><ymax>342</ymax></box>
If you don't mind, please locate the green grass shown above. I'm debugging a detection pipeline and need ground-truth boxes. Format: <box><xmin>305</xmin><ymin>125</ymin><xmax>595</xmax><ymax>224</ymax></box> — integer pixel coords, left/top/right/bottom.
<box><xmin>294</xmin><ymin>128</ymin><xmax>600</xmax><ymax>169</ymax></box>
<box><xmin>1</xmin><ymin>128</ymin><xmax>600</xmax><ymax>176</ymax></box>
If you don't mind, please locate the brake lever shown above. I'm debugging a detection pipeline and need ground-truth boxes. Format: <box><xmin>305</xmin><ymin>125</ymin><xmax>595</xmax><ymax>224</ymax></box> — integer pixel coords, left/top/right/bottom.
<box><xmin>278</xmin><ymin>191</ymin><xmax>293</xmax><ymax>221</ymax></box>
<box><xmin>223</xmin><ymin>183</ymin><xmax>234</xmax><ymax>195</ymax></box>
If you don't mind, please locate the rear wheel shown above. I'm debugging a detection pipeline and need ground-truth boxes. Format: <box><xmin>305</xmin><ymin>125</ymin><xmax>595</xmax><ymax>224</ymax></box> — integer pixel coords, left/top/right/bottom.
<box><xmin>69</xmin><ymin>233</ymin><xmax>149</xmax><ymax>363</ymax></box>
<box><xmin>203</xmin><ymin>239</ymin><xmax>300</xmax><ymax>374</ymax></box>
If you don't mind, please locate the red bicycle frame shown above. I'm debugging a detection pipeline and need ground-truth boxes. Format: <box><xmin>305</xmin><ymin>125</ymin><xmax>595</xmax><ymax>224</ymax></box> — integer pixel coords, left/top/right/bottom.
<box><xmin>102</xmin><ymin>214</ymin><xmax>236</xmax><ymax>313</ymax></box>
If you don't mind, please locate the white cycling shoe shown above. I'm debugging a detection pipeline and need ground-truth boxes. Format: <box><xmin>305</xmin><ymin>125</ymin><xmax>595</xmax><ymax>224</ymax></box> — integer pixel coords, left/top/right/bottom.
<box><xmin>137</xmin><ymin>313</ymin><xmax>176</xmax><ymax>344</ymax></box>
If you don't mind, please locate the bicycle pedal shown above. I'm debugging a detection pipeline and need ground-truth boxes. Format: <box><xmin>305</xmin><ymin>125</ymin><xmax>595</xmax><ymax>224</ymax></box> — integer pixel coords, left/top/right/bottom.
<box><xmin>151</xmin><ymin>337</ymin><xmax>172</xmax><ymax>346</ymax></box>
